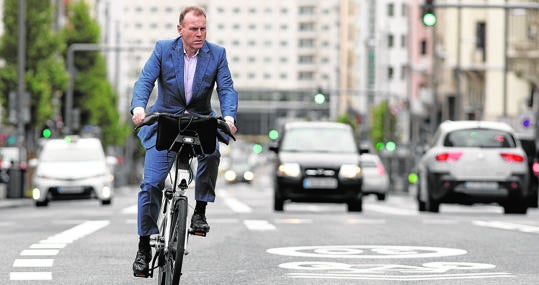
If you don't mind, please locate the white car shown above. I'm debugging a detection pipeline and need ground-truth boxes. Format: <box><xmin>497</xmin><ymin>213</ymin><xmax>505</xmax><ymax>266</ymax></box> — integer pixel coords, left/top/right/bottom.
<box><xmin>30</xmin><ymin>136</ymin><xmax>116</xmax><ymax>206</ymax></box>
<box><xmin>416</xmin><ymin>120</ymin><xmax>530</xmax><ymax>214</ymax></box>
<box><xmin>360</xmin><ymin>153</ymin><xmax>389</xmax><ymax>201</ymax></box>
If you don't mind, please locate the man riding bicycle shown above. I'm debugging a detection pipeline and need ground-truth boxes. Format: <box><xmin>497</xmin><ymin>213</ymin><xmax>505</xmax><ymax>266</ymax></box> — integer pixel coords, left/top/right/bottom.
<box><xmin>130</xmin><ymin>6</ymin><xmax>238</xmax><ymax>277</ymax></box>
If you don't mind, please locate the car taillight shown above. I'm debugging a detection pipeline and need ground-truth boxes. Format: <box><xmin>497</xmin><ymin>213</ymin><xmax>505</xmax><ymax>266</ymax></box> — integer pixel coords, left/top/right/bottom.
<box><xmin>376</xmin><ymin>163</ymin><xmax>385</xmax><ymax>175</ymax></box>
<box><xmin>499</xmin><ymin>153</ymin><xmax>525</xmax><ymax>162</ymax></box>
<box><xmin>435</xmin><ymin>152</ymin><xmax>463</xmax><ymax>161</ymax></box>
<box><xmin>533</xmin><ymin>162</ymin><xmax>539</xmax><ymax>176</ymax></box>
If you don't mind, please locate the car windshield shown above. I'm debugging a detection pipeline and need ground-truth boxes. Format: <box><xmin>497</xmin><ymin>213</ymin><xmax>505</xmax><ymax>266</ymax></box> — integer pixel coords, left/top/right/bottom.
<box><xmin>443</xmin><ymin>128</ymin><xmax>516</xmax><ymax>148</ymax></box>
<box><xmin>40</xmin><ymin>147</ymin><xmax>105</xmax><ymax>162</ymax></box>
<box><xmin>281</xmin><ymin>126</ymin><xmax>357</xmax><ymax>153</ymax></box>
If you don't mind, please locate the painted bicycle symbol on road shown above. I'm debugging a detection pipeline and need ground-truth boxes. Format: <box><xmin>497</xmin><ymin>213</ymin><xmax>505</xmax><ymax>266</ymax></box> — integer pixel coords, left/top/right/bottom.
<box><xmin>267</xmin><ymin>245</ymin><xmax>514</xmax><ymax>281</ymax></box>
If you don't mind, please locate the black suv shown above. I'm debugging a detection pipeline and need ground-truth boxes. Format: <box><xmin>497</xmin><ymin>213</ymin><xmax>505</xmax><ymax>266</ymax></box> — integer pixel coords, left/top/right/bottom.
<box><xmin>517</xmin><ymin>136</ymin><xmax>538</xmax><ymax>208</ymax></box>
<box><xmin>269</xmin><ymin>121</ymin><xmax>364</xmax><ymax>212</ymax></box>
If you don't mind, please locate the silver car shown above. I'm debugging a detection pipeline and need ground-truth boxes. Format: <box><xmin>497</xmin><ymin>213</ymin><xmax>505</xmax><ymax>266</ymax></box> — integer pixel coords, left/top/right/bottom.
<box><xmin>416</xmin><ymin>120</ymin><xmax>529</xmax><ymax>214</ymax></box>
<box><xmin>360</xmin><ymin>153</ymin><xmax>389</xmax><ymax>201</ymax></box>
<box><xmin>30</xmin><ymin>136</ymin><xmax>115</xmax><ymax>206</ymax></box>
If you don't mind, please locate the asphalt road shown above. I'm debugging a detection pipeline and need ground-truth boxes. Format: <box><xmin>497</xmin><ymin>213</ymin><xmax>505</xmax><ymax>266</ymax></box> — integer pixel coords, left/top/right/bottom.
<box><xmin>2</xmin><ymin>165</ymin><xmax>539</xmax><ymax>284</ymax></box>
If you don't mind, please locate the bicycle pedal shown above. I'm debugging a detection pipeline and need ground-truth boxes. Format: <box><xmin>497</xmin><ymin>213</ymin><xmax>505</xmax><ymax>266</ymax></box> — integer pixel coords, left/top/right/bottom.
<box><xmin>189</xmin><ymin>229</ymin><xmax>207</xmax><ymax>237</ymax></box>
<box><xmin>133</xmin><ymin>272</ymin><xmax>150</xmax><ymax>278</ymax></box>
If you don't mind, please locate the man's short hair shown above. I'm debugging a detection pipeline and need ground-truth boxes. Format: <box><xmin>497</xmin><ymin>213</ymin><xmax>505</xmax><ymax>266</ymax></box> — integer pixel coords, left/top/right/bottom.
<box><xmin>179</xmin><ymin>6</ymin><xmax>206</xmax><ymax>24</ymax></box>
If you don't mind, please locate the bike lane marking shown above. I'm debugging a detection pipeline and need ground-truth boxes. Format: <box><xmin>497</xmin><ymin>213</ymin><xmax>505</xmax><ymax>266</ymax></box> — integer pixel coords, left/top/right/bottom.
<box><xmin>217</xmin><ymin>189</ymin><xmax>252</xmax><ymax>213</ymax></box>
<box><xmin>267</xmin><ymin>245</ymin><xmax>514</xmax><ymax>281</ymax></box>
<box><xmin>10</xmin><ymin>220</ymin><xmax>110</xmax><ymax>281</ymax></box>
<box><xmin>473</xmin><ymin>220</ymin><xmax>539</xmax><ymax>234</ymax></box>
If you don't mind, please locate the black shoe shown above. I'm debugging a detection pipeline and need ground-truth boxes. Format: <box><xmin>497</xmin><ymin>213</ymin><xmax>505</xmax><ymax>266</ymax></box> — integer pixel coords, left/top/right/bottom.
<box><xmin>190</xmin><ymin>212</ymin><xmax>210</xmax><ymax>233</ymax></box>
<box><xmin>133</xmin><ymin>249</ymin><xmax>152</xmax><ymax>278</ymax></box>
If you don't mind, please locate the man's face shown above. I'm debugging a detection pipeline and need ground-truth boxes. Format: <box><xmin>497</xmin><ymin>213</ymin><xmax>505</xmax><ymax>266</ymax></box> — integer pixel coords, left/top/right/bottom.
<box><xmin>178</xmin><ymin>12</ymin><xmax>206</xmax><ymax>52</ymax></box>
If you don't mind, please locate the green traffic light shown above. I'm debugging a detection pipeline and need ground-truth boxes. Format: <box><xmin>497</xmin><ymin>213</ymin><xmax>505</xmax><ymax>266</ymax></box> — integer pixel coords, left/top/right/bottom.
<box><xmin>268</xmin><ymin>129</ymin><xmax>279</xmax><ymax>140</ymax></box>
<box><xmin>253</xmin><ymin>143</ymin><xmax>263</xmax><ymax>154</ymax></box>
<box><xmin>375</xmin><ymin>142</ymin><xmax>384</xmax><ymax>151</ymax></box>
<box><xmin>42</xmin><ymin>129</ymin><xmax>52</xmax><ymax>138</ymax></box>
<box><xmin>422</xmin><ymin>13</ymin><xmax>437</xmax><ymax>26</ymax></box>
<box><xmin>385</xmin><ymin>141</ymin><xmax>396</xmax><ymax>152</ymax></box>
<box><xmin>314</xmin><ymin>93</ymin><xmax>326</xmax><ymax>104</ymax></box>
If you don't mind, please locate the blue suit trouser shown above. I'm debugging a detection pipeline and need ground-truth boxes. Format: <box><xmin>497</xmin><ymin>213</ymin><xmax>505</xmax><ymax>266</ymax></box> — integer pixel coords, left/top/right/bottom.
<box><xmin>137</xmin><ymin>143</ymin><xmax>220</xmax><ymax>236</ymax></box>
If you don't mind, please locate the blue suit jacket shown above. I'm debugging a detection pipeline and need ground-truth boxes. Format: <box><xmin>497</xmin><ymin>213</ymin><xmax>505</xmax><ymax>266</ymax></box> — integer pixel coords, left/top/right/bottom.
<box><xmin>130</xmin><ymin>37</ymin><xmax>238</xmax><ymax>149</ymax></box>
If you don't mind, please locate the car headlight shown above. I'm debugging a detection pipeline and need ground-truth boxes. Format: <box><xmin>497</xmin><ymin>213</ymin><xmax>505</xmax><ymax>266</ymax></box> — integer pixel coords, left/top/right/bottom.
<box><xmin>243</xmin><ymin>171</ymin><xmax>254</xmax><ymax>181</ymax></box>
<box><xmin>339</xmin><ymin>164</ymin><xmax>361</xmax><ymax>179</ymax></box>
<box><xmin>277</xmin><ymin>163</ymin><xmax>301</xmax><ymax>177</ymax></box>
<box><xmin>224</xmin><ymin>170</ymin><xmax>237</xmax><ymax>182</ymax></box>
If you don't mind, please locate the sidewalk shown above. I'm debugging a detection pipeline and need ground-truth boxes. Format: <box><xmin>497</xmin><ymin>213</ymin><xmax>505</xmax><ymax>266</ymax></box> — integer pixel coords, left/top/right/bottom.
<box><xmin>0</xmin><ymin>197</ymin><xmax>32</xmax><ymax>209</ymax></box>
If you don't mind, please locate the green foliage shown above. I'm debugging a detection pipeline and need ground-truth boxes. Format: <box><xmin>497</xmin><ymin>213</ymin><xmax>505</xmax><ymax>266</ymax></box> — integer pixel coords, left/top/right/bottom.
<box><xmin>61</xmin><ymin>0</ymin><xmax>129</xmax><ymax>146</ymax></box>
<box><xmin>370</xmin><ymin>100</ymin><xmax>397</xmax><ymax>147</ymax></box>
<box><xmin>336</xmin><ymin>113</ymin><xmax>358</xmax><ymax>132</ymax></box>
<box><xmin>0</xmin><ymin>0</ymin><xmax>67</xmax><ymax>126</ymax></box>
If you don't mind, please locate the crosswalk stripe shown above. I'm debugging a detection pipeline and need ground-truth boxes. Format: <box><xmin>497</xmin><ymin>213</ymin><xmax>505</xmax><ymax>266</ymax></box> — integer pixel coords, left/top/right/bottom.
<box><xmin>13</xmin><ymin>259</ymin><xmax>54</xmax><ymax>267</ymax></box>
<box><xmin>10</xmin><ymin>272</ymin><xmax>52</xmax><ymax>280</ymax></box>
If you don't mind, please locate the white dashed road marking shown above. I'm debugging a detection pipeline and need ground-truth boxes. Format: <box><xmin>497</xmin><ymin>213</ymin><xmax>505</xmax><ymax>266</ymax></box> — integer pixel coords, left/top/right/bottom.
<box><xmin>218</xmin><ymin>189</ymin><xmax>252</xmax><ymax>213</ymax></box>
<box><xmin>10</xmin><ymin>220</ymin><xmax>110</xmax><ymax>281</ymax></box>
<box><xmin>473</xmin><ymin>220</ymin><xmax>539</xmax><ymax>234</ymax></box>
<box><xmin>244</xmin><ymin>220</ymin><xmax>276</xmax><ymax>231</ymax></box>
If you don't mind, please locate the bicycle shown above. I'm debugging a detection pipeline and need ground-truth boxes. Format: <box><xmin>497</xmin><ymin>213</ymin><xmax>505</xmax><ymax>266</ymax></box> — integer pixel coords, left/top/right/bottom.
<box><xmin>136</xmin><ymin>112</ymin><xmax>235</xmax><ymax>284</ymax></box>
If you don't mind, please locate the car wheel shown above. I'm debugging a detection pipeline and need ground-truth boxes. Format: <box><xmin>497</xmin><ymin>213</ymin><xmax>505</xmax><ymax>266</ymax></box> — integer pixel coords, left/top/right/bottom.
<box><xmin>376</xmin><ymin>193</ymin><xmax>386</xmax><ymax>201</ymax></box>
<box><xmin>273</xmin><ymin>190</ymin><xmax>284</xmax><ymax>211</ymax></box>
<box><xmin>347</xmin><ymin>198</ymin><xmax>362</xmax><ymax>212</ymax></box>
<box><xmin>528</xmin><ymin>191</ymin><xmax>538</xmax><ymax>208</ymax></box>
<box><xmin>417</xmin><ymin>173</ymin><xmax>426</xmax><ymax>211</ymax></box>
<box><xmin>426</xmin><ymin>172</ymin><xmax>440</xmax><ymax>213</ymax></box>
<box><xmin>101</xmin><ymin>199</ymin><xmax>112</xmax><ymax>206</ymax></box>
<box><xmin>35</xmin><ymin>200</ymin><xmax>48</xmax><ymax>207</ymax></box>
<box><xmin>503</xmin><ymin>196</ymin><xmax>528</xmax><ymax>214</ymax></box>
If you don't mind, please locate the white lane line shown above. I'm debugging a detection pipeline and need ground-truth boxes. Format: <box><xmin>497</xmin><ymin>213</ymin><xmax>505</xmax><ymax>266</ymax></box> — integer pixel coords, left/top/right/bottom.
<box><xmin>20</xmin><ymin>249</ymin><xmax>59</xmax><ymax>256</ymax></box>
<box><xmin>13</xmin><ymin>259</ymin><xmax>54</xmax><ymax>267</ymax></box>
<box><xmin>10</xmin><ymin>272</ymin><xmax>52</xmax><ymax>281</ymax></box>
<box><xmin>274</xmin><ymin>218</ymin><xmax>313</xmax><ymax>224</ymax></box>
<box><xmin>363</xmin><ymin>204</ymin><xmax>418</xmax><ymax>216</ymax></box>
<box><xmin>10</xmin><ymin>220</ymin><xmax>110</xmax><ymax>281</ymax></box>
<box><xmin>30</xmin><ymin>243</ymin><xmax>66</xmax><ymax>249</ymax></box>
<box><xmin>41</xmin><ymin>220</ymin><xmax>110</xmax><ymax>244</ymax></box>
<box><xmin>244</xmin><ymin>220</ymin><xmax>276</xmax><ymax>231</ymax></box>
<box><xmin>345</xmin><ymin>218</ymin><xmax>386</xmax><ymax>224</ymax></box>
<box><xmin>217</xmin><ymin>189</ymin><xmax>252</xmax><ymax>213</ymax></box>
<box><xmin>473</xmin><ymin>220</ymin><xmax>539</xmax><ymax>234</ymax></box>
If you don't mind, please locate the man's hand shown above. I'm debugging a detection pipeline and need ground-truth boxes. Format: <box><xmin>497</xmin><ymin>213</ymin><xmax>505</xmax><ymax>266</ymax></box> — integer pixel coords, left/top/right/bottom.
<box><xmin>132</xmin><ymin>107</ymin><xmax>145</xmax><ymax>126</ymax></box>
<box><xmin>224</xmin><ymin>116</ymin><xmax>237</xmax><ymax>135</ymax></box>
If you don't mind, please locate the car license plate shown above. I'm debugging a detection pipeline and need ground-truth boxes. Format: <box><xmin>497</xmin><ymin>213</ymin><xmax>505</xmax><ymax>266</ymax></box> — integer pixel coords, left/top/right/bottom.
<box><xmin>58</xmin><ymin>186</ymin><xmax>83</xmax><ymax>193</ymax></box>
<box><xmin>303</xmin><ymin>178</ymin><xmax>338</xmax><ymax>189</ymax></box>
<box><xmin>465</xmin><ymin>182</ymin><xmax>498</xmax><ymax>190</ymax></box>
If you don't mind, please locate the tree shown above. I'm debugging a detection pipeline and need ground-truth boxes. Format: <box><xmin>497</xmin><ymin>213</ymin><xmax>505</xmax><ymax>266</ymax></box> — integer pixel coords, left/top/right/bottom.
<box><xmin>61</xmin><ymin>1</ymin><xmax>129</xmax><ymax>146</ymax></box>
<box><xmin>0</xmin><ymin>0</ymin><xmax>68</xmax><ymax>129</ymax></box>
<box><xmin>370</xmin><ymin>100</ymin><xmax>397</xmax><ymax>148</ymax></box>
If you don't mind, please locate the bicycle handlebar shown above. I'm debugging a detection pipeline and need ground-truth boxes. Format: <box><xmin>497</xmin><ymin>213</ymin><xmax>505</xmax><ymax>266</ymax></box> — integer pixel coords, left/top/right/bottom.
<box><xmin>135</xmin><ymin>112</ymin><xmax>236</xmax><ymax>143</ymax></box>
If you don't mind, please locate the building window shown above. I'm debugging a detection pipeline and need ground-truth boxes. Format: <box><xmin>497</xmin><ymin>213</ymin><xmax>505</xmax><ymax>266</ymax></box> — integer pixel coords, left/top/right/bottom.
<box><xmin>401</xmin><ymin>65</ymin><xmax>406</xmax><ymax>80</ymax></box>
<box><xmin>299</xmin><ymin>39</ymin><xmax>315</xmax><ymax>48</ymax></box>
<box><xmin>299</xmin><ymin>22</ymin><xmax>315</xmax><ymax>31</ymax></box>
<box><xmin>298</xmin><ymin>71</ymin><xmax>314</xmax><ymax>80</ymax></box>
<box><xmin>387</xmin><ymin>3</ymin><xmax>394</xmax><ymax>17</ymax></box>
<box><xmin>299</xmin><ymin>6</ymin><xmax>315</xmax><ymax>15</ymax></box>
<box><xmin>298</xmin><ymin>55</ymin><xmax>314</xmax><ymax>63</ymax></box>
<box><xmin>401</xmin><ymin>34</ymin><xmax>406</xmax><ymax>48</ymax></box>
<box><xmin>388</xmin><ymin>34</ymin><xmax>394</xmax><ymax>48</ymax></box>
<box><xmin>401</xmin><ymin>3</ymin><xmax>407</xmax><ymax>17</ymax></box>
<box><xmin>388</xmin><ymin>66</ymin><xmax>394</xmax><ymax>80</ymax></box>
<box><xmin>420</xmin><ymin>40</ymin><xmax>427</xmax><ymax>56</ymax></box>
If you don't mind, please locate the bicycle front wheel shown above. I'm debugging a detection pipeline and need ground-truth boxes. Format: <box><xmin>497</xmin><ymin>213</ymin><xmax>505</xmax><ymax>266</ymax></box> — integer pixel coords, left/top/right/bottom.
<box><xmin>171</xmin><ymin>197</ymin><xmax>188</xmax><ymax>284</ymax></box>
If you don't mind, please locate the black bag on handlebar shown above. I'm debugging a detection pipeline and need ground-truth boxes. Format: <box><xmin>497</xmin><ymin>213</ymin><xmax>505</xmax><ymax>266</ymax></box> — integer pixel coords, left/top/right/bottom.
<box><xmin>155</xmin><ymin>114</ymin><xmax>218</xmax><ymax>154</ymax></box>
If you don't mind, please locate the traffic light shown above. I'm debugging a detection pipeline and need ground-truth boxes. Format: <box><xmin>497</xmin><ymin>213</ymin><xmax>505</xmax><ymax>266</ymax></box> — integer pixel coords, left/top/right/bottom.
<box><xmin>421</xmin><ymin>0</ymin><xmax>437</xmax><ymax>27</ymax></box>
<box><xmin>40</xmin><ymin>120</ymin><xmax>55</xmax><ymax>138</ymax></box>
<box><xmin>268</xmin><ymin>129</ymin><xmax>279</xmax><ymax>140</ymax></box>
<box><xmin>314</xmin><ymin>88</ymin><xmax>327</xmax><ymax>104</ymax></box>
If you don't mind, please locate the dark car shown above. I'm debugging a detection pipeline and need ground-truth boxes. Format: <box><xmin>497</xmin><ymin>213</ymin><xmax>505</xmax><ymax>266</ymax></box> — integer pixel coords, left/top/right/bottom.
<box><xmin>269</xmin><ymin>121</ymin><xmax>363</xmax><ymax>212</ymax></box>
